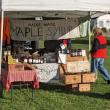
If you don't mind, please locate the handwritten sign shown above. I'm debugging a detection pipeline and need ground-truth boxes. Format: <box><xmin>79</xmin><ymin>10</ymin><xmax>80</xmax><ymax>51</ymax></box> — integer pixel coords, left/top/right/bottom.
<box><xmin>10</xmin><ymin>19</ymin><xmax>79</xmax><ymax>41</ymax></box>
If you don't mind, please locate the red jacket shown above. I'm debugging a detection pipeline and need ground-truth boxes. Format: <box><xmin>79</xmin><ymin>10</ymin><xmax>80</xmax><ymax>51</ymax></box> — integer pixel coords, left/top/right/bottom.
<box><xmin>91</xmin><ymin>35</ymin><xmax>107</xmax><ymax>58</ymax></box>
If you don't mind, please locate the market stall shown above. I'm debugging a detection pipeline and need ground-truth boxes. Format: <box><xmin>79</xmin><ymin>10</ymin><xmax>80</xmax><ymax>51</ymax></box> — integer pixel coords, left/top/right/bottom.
<box><xmin>1</xmin><ymin>0</ymin><xmax>110</xmax><ymax>92</ymax></box>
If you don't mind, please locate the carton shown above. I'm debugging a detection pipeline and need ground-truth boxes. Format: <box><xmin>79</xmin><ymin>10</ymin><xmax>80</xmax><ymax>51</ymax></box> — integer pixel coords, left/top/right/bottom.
<box><xmin>63</xmin><ymin>74</ymin><xmax>81</xmax><ymax>84</ymax></box>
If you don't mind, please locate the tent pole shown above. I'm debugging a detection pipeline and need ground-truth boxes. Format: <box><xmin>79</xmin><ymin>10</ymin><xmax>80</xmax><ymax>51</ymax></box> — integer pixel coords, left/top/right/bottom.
<box><xmin>88</xmin><ymin>12</ymin><xmax>91</xmax><ymax>65</ymax></box>
<box><xmin>0</xmin><ymin>10</ymin><xmax>4</xmax><ymax>75</ymax></box>
<box><xmin>89</xmin><ymin>20</ymin><xmax>91</xmax><ymax>51</ymax></box>
<box><xmin>89</xmin><ymin>12</ymin><xmax>91</xmax><ymax>51</ymax></box>
<box><xmin>88</xmin><ymin>12</ymin><xmax>92</xmax><ymax>76</ymax></box>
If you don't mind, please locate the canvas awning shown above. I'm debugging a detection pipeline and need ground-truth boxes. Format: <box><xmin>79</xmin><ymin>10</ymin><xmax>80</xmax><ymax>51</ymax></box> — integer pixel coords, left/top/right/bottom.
<box><xmin>1</xmin><ymin>0</ymin><xmax>110</xmax><ymax>12</ymax></box>
<box><xmin>1</xmin><ymin>0</ymin><xmax>110</xmax><ymax>19</ymax></box>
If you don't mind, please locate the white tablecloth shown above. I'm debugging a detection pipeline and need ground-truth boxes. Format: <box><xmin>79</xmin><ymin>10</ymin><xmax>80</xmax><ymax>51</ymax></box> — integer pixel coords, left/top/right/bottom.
<box><xmin>32</xmin><ymin>63</ymin><xmax>59</xmax><ymax>83</ymax></box>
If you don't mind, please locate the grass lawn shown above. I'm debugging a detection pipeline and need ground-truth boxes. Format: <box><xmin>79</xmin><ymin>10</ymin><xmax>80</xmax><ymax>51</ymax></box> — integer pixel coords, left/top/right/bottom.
<box><xmin>0</xmin><ymin>43</ymin><xmax>110</xmax><ymax>110</ymax></box>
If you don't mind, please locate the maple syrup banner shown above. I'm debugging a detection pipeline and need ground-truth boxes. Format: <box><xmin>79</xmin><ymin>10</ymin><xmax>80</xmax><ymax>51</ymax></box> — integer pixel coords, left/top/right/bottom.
<box><xmin>10</xmin><ymin>19</ymin><xmax>79</xmax><ymax>41</ymax></box>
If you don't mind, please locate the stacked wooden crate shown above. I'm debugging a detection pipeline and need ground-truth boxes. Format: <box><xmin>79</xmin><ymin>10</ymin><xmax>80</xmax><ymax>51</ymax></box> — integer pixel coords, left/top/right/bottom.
<box><xmin>59</xmin><ymin>55</ymin><xmax>96</xmax><ymax>92</ymax></box>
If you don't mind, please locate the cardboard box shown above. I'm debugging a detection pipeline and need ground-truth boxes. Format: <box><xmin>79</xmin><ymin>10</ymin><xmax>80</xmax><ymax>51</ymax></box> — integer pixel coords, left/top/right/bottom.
<box><xmin>15</xmin><ymin>64</ymin><xmax>24</xmax><ymax>71</ymax></box>
<box><xmin>8</xmin><ymin>63</ymin><xmax>24</xmax><ymax>71</ymax></box>
<box><xmin>58</xmin><ymin>53</ymin><xmax>66</xmax><ymax>64</ymax></box>
<box><xmin>67</xmin><ymin>61</ymin><xmax>90</xmax><ymax>73</ymax></box>
<box><xmin>82</xmin><ymin>73</ymin><xmax>96</xmax><ymax>83</ymax></box>
<box><xmin>66</xmin><ymin>55</ymin><xmax>87</xmax><ymax>62</ymax></box>
<box><xmin>64</xmin><ymin>74</ymin><xmax>81</xmax><ymax>84</ymax></box>
<box><xmin>79</xmin><ymin>84</ymin><xmax>90</xmax><ymax>92</ymax></box>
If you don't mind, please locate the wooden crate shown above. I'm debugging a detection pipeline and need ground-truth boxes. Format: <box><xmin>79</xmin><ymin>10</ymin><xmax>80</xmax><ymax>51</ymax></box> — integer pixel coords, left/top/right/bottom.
<box><xmin>71</xmin><ymin>84</ymin><xmax>79</xmax><ymax>92</ymax></box>
<box><xmin>66</xmin><ymin>84</ymin><xmax>79</xmax><ymax>91</ymax></box>
<box><xmin>64</xmin><ymin>74</ymin><xmax>81</xmax><ymax>84</ymax></box>
<box><xmin>59</xmin><ymin>64</ymin><xmax>67</xmax><ymax>74</ymax></box>
<box><xmin>82</xmin><ymin>73</ymin><xmax>96</xmax><ymax>83</ymax></box>
<box><xmin>79</xmin><ymin>84</ymin><xmax>90</xmax><ymax>92</ymax></box>
<box><xmin>66</xmin><ymin>55</ymin><xmax>87</xmax><ymax>62</ymax></box>
<box><xmin>59</xmin><ymin>64</ymin><xmax>67</xmax><ymax>80</ymax></box>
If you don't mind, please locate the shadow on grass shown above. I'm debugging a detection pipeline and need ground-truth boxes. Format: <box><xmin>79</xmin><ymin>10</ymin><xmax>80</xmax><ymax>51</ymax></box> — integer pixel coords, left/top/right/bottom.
<box><xmin>39</xmin><ymin>83</ymin><xmax>72</xmax><ymax>93</ymax></box>
<box><xmin>72</xmin><ymin>92</ymin><xmax>110</xmax><ymax>100</ymax></box>
<box><xmin>39</xmin><ymin>83</ymin><xmax>110</xmax><ymax>100</ymax></box>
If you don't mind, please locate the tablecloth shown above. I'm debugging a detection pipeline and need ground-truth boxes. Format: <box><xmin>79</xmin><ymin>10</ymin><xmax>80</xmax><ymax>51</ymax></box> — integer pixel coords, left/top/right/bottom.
<box><xmin>1</xmin><ymin>69</ymin><xmax>39</xmax><ymax>91</ymax></box>
<box><xmin>32</xmin><ymin>63</ymin><xmax>59</xmax><ymax>83</ymax></box>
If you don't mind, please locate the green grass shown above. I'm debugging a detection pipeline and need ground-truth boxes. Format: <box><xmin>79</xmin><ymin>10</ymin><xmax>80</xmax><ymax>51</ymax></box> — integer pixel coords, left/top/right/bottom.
<box><xmin>1</xmin><ymin>44</ymin><xmax>110</xmax><ymax>110</ymax></box>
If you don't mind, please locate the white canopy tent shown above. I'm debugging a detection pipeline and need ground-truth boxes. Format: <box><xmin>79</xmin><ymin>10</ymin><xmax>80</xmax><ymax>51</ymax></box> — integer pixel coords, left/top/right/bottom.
<box><xmin>1</xmin><ymin>0</ymin><xmax>110</xmax><ymax>11</ymax></box>
<box><xmin>1</xmin><ymin>0</ymin><xmax>110</xmax><ymax>20</ymax></box>
<box><xmin>1</xmin><ymin>0</ymin><xmax>110</xmax><ymax>73</ymax></box>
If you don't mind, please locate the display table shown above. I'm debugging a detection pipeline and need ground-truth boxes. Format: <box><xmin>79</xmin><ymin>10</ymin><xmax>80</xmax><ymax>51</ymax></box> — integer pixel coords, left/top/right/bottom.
<box><xmin>32</xmin><ymin>63</ymin><xmax>59</xmax><ymax>83</ymax></box>
<box><xmin>1</xmin><ymin>69</ymin><xmax>39</xmax><ymax>91</ymax></box>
